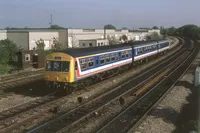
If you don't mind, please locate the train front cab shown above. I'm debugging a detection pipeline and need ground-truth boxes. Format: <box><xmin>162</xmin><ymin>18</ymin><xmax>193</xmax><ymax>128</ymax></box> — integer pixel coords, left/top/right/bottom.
<box><xmin>44</xmin><ymin>52</ymin><xmax>75</xmax><ymax>88</ymax></box>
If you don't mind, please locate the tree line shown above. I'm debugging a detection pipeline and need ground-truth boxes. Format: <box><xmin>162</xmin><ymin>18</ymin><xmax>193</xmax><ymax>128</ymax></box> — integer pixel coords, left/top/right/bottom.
<box><xmin>161</xmin><ymin>24</ymin><xmax>200</xmax><ymax>39</ymax></box>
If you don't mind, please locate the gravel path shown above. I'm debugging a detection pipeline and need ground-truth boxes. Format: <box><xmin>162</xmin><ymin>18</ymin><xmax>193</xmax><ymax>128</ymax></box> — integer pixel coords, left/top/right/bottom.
<box><xmin>0</xmin><ymin>94</ymin><xmax>40</xmax><ymax>112</ymax></box>
<box><xmin>132</xmin><ymin>41</ymin><xmax>200</xmax><ymax>133</ymax></box>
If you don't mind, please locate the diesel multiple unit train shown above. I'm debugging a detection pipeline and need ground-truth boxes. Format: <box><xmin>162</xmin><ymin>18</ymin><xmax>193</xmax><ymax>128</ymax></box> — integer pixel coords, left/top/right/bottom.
<box><xmin>44</xmin><ymin>39</ymin><xmax>169</xmax><ymax>87</ymax></box>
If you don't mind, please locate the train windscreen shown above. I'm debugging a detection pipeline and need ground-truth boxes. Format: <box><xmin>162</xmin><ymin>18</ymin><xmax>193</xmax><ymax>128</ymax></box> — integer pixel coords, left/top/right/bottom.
<box><xmin>46</xmin><ymin>61</ymin><xmax>69</xmax><ymax>72</ymax></box>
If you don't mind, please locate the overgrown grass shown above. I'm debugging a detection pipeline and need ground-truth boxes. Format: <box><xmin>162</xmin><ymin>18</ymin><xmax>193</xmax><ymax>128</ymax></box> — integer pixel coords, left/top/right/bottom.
<box><xmin>0</xmin><ymin>64</ymin><xmax>12</xmax><ymax>75</ymax></box>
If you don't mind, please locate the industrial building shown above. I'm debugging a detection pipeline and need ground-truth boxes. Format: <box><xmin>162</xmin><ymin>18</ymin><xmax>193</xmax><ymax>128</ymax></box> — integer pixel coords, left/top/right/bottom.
<box><xmin>79</xmin><ymin>38</ymin><xmax>109</xmax><ymax>47</ymax></box>
<box><xmin>0</xmin><ymin>28</ymin><xmax>160</xmax><ymax>50</ymax></box>
<box><xmin>0</xmin><ymin>30</ymin><xmax>7</xmax><ymax>40</ymax></box>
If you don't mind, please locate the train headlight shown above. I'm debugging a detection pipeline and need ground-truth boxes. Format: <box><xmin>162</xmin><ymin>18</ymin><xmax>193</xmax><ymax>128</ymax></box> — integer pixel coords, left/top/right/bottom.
<box><xmin>65</xmin><ymin>77</ymin><xmax>68</xmax><ymax>81</ymax></box>
<box><xmin>56</xmin><ymin>77</ymin><xmax>59</xmax><ymax>81</ymax></box>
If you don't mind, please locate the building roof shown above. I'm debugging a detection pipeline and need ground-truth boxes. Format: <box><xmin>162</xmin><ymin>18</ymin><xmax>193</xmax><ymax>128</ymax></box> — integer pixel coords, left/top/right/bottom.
<box><xmin>58</xmin><ymin>39</ymin><xmax>168</xmax><ymax>57</ymax></box>
<box><xmin>79</xmin><ymin>38</ymin><xmax>107</xmax><ymax>41</ymax></box>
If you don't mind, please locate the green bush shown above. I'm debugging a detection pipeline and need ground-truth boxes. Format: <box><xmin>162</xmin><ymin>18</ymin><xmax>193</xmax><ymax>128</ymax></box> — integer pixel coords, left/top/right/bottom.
<box><xmin>45</xmin><ymin>49</ymin><xmax>54</xmax><ymax>55</ymax></box>
<box><xmin>0</xmin><ymin>64</ymin><xmax>12</xmax><ymax>75</ymax></box>
<box><xmin>0</xmin><ymin>39</ymin><xmax>18</xmax><ymax>64</ymax></box>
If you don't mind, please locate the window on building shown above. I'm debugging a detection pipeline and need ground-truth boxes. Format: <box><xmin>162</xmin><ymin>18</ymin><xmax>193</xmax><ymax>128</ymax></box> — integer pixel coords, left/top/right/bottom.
<box><xmin>82</xmin><ymin>43</ymin><xmax>86</xmax><ymax>47</ymax></box>
<box><xmin>98</xmin><ymin>43</ymin><xmax>100</xmax><ymax>46</ymax></box>
<box><xmin>80</xmin><ymin>59</ymin><xmax>87</xmax><ymax>70</ymax></box>
<box><xmin>88</xmin><ymin>57</ymin><xmax>94</xmax><ymax>67</ymax></box>
<box><xmin>100</xmin><ymin>56</ymin><xmax>105</xmax><ymax>64</ymax></box>
<box><xmin>106</xmin><ymin>54</ymin><xmax>111</xmax><ymax>63</ymax></box>
<box><xmin>25</xmin><ymin>54</ymin><xmax>30</xmax><ymax>62</ymax></box>
<box><xmin>89</xmin><ymin>43</ymin><xmax>92</xmax><ymax>47</ymax></box>
<box><xmin>101</xmin><ymin>42</ymin><xmax>103</xmax><ymax>46</ymax></box>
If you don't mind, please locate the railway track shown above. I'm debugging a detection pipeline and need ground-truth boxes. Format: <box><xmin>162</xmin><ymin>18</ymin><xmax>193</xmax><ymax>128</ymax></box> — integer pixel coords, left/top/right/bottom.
<box><xmin>0</xmin><ymin>39</ymin><xmax>182</xmax><ymax>133</ymax></box>
<box><xmin>0</xmin><ymin>69</ymin><xmax>43</xmax><ymax>90</ymax></box>
<box><xmin>26</xmin><ymin>39</ymin><xmax>187</xmax><ymax>133</ymax></box>
<box><xmin>95</xmin><ymin>39</ymin><xmax>199</xmax><ymax>133</ymax></box>
<box><xmin>0</xmin><ymin>91</ymin><xmax>69</xmax><ymax>133</ymax></box>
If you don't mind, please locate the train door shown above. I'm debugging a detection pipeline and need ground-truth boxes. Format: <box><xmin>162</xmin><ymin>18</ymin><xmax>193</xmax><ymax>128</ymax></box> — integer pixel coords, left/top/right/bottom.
<box><xmin>131</xmin><ymin>45</ymin><xmax>134</xmax><ymax>65</ymax></box>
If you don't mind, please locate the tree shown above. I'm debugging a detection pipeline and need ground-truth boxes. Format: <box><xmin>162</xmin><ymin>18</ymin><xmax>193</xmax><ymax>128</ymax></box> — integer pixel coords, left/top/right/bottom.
<box><xmin>49</xmin><ymin>24</ymin><xmax>64</xmax><ymax>29</ymax></box>
<box><xmin>0</xmin><ymin>39</ymin><xmax>18</xmax><ymax>64</ymax></box>
<box><xmin>104</xmin><ymin>24</ymin><xmax>116</xmax><ymax>29</ymax></box>
<box><xmin>52</xmin><ymin>38</ymin><xmax>65</xmax><ymax>50</ymax></box>
<box><xmin>107</xmin><ymin>35</ymin><xmax>119</xmax><ymax>45</ymax></box>
<box><xmin>152</xmin><ymin>26</ymin><xmax>159</xmax><ymax>29</ymax></box>
<box><xmin>146</xmin><ymin>32</ymin><xmax>161</xmax><ymax>40</ymax></box>
<box><xmin>166</xmin><ymin>26</ymin><xmax>177</xmax><ymax>36</ymax></box>
<box><xmin>160</xmin><ymin>26</ymin><xmax>166</xmax><ymax>35</ymax></box>
<box><xmin>36</xmin><ymin>39</ymin><xmax>45</xmax><ymax>50</ymax></box>
<box><xmin>122</xmin><ymin>27</ymin><xmax>128</xmax><ymax>30</ymax></box>
<box><xmin>120</xmin><ymin>35</ymin><xmax>128</xmax><ymax>42</ymax></box>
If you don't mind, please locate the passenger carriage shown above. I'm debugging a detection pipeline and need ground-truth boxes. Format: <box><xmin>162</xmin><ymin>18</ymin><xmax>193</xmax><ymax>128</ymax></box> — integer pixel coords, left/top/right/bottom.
<box><xmin>44</xmin><ymin>39</ymin><xmax>169</xmax><ymax>89</ymax></box>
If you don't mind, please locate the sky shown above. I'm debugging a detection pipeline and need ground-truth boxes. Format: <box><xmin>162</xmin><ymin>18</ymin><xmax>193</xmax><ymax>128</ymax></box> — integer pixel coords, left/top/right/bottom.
<box><xmin>0</xmin><ymin>0</ymin><xmax>200</xmax><ymax>29</ymax></box>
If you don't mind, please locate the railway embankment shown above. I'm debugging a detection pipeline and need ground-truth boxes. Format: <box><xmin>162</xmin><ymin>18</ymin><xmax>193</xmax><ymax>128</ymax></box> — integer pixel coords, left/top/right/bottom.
<box><xmin>132</xmin><ymin>40</ymin><xmax>200</xmax><ymax>133</ymax></box>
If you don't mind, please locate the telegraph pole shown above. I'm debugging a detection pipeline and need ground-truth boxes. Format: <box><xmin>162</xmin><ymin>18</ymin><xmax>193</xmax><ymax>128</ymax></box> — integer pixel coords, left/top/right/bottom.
<box><xmin>49</xmin><ymin>14</ymin><xmax>53</xmax><ymax>27</ymax></box>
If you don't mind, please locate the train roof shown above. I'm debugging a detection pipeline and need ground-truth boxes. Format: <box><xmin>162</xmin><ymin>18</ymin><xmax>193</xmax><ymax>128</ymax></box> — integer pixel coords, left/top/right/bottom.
<box><xmin>58</xmin><ymin>39</ymin><xmax>168</xmax><ymax>57</ymax></box>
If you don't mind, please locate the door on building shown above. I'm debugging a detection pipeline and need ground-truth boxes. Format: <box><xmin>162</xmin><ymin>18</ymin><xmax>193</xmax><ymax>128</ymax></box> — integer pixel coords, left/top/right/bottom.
<box><xmin>32</xmin><ymin>54</ymin><xmax>39</xmax><ymax>68</ymax></box>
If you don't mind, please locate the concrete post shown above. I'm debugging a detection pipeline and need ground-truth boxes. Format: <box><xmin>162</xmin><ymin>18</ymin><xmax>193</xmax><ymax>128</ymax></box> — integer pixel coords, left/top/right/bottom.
<box><xmin>195</xmin><ymin>67</ymin><xmax>200</xmax><ymax>87</ymax></box>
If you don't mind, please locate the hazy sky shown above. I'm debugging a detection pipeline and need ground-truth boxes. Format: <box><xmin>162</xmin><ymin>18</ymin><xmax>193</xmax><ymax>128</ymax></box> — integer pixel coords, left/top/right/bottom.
<box><xmin>0</xmin><ymin>0</ymin><xmax>199</xmax><ymax>29</ymax></box>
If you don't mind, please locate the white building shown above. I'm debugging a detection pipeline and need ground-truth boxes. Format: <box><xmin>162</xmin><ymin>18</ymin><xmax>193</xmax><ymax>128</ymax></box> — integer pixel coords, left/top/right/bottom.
<box><xmin>3</xmin><ymin>28</ymin><xmax>160</xmax><ymax>50</ymax></box>
<box><xmin>67</xmin><ymin>28</ymin><xmax>142</xmax><ymax>47</ymax></box>
<box><xmin>79</xmin><ymin>39</ymin><xmax>109</xmax><ymax>48</ymax></box>
<box><xmin>148</xmin><ymin>29</ymin><xmax>160</xmax><ymax>35</ymax></box>
<box><xmin>0</xmin><ymin>30</ymin><xmax>7</xmax><ymax>40</ymax></box>
<box><xmin>7</xmin><ymin>29</ymin><xmax>60</xmax><ymax>50</ymax></box>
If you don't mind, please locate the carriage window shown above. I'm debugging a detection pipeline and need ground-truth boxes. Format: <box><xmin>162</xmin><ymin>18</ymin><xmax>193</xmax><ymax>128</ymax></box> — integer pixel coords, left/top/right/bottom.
<box><xmin>121</xmin><ymin>51</ymin><xmax>125</xmax><ymax>59</ymax></box>
<box><xmin>126</xmin><ymin>51</ymin><xmax>129</xmax><ymax>57</ymax></box>
<box><xmin>88</xmin><ymin>57</ymin><xmax>94</xmax><ymax>67</ymax></box>
<box><xmin>111</xmin><ymin>54</ymin><xmax>115</xmax><ymax>61</ymax></box>
<box><xmin>137</xmin><ymin>48</ymin><xmax>142</xmax><ymax>55</ymax></box>
<box><xmin>80</xmin><ymin>59</ymin><xmax>87</xmax><ymax>70</ymax></box>
<box><xmin>106</xmin><ymin>54</ymin><xmax>111</xmax><ymax>63</ymax></box>
<box><xmin>116</xmin><ymin>53</ymin><xmax>119</xmax><ymax>61</ymax></box>
<box><xmin>100</xmin><ymin>56</ymin><xmax>105</xmax><ymax>64</ymax></box>
<box><xmin>143</xmin><ymin>47</ymin><xmax>146</xmax><ymax>52</ymax></box>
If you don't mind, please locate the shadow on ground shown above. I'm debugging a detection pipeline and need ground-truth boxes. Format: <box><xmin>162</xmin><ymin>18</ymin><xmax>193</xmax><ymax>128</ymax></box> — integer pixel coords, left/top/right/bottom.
<box><xmin>150</xmin><ymin>107</ymin><xmax>179</xmax><ymax>125</ymax></box>
<box><xmin>172</xmin><ymin>85</ymin><xmax>199</xmax><ymax>133</ymax></box>
<box><xmin>147</xmin><ymin>80</ymin><xmax>199</xmax><ymax>133</ymax></box>
<box><xmin>2</xmin><ymin>80</ymin><xmax>54</xmax><ymax>97</ymax></box>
